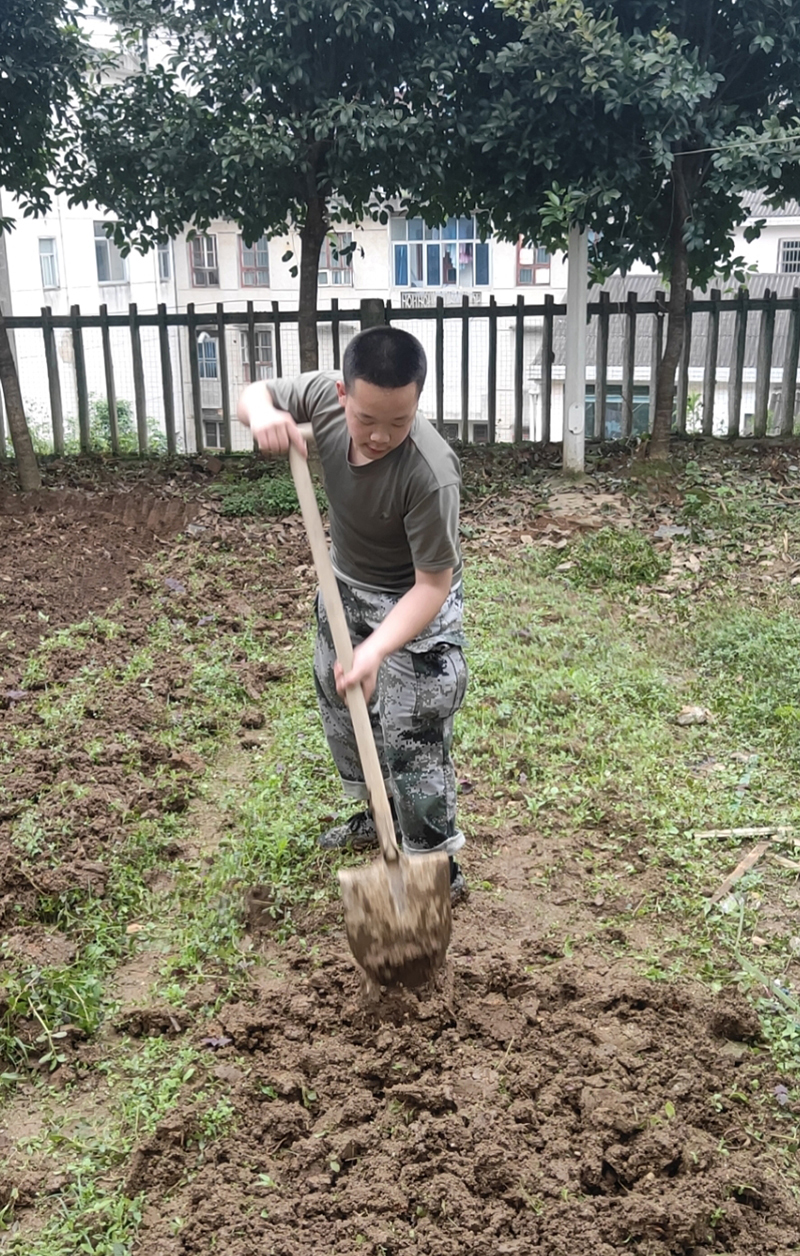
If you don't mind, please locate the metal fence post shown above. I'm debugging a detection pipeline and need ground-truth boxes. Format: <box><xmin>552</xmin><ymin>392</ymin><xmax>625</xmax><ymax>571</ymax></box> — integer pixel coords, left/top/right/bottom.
<box><xmin>158</xmin><ymin>302</ymin><xmax>176</xmax><ymax>456</ymax></box>
<box><xmin>186</xmin><ymin>302</ymin><xmax>204</xmax><ymax>453</ymax></box>
<box><xmin>216</xmin><ymin>302</ymin><xmax>232</xmax><ymax>454</ymax></box>
<box><xmin>460</xmin><ymin>295</ymin><xmax>470</xmax><ymax>443</ymax></box>
<box><xmin>676</xmin><ymin>289</ymin><xmax>693</xmax><ymax>435</ymax></box>
<box><xmin>621</xmin><ymin>291</ymin><xmax>637</xmax><ymax>439</ymax></box>
<box><xmin>487</xmin><ymin>295</ymin><xmax>497</xmax><ymax>443</ymax></box>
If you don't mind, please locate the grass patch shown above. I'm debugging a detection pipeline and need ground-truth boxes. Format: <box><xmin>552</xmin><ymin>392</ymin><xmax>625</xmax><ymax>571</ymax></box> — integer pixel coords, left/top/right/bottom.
<box><xmin>212</xmin><ymin>468</ymin><xmax>326</xmax><ymax>517</ymax></box>
<box><xmin>549</xmin><ymin>527</ymin><xmax>670</xmax><ymax>588</ymax></box>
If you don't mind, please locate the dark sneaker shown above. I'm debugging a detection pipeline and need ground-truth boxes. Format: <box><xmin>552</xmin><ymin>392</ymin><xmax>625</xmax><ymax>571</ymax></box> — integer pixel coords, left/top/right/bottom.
<box><xmin>450</xmin><ymin>858</ymin><xmax>469</xmax><ymax>906</ymax></box>
<box><xmin>318</xmin><ymin>810</ymin><xmax>380</xmax><ymax>852</ymax></box>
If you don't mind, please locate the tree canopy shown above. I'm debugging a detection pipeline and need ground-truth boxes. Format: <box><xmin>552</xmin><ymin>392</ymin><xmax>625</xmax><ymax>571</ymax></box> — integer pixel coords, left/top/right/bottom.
<box><xmin>467</xmin><ymin>0</ymin><xmax>800</xmax><ymax>455</ymax></box>
<box><xmin>0</xmin><ymin>0</ymin><xmax>90</xmax><ymax>490</ymax></box>
<box><xmin>68</xmin><ymin>0</ymin><xmax>501</xmax><ymax>367</ymax></box>
<box><xmin>1</xmin><ymin>0</ymin><xmax>88</xmax><ymax>228</ymax></box>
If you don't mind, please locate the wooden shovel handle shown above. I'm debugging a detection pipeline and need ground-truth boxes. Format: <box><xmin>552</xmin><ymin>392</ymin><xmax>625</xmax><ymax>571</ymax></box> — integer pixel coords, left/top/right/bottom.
<box><xmin>288</xmin><ymin>437</ymin><xmax>399</xmax><ymax>864</ymax></box>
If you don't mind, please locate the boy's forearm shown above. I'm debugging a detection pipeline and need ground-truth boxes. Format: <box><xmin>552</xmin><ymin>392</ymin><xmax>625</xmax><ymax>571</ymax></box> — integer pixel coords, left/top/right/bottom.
<box><xmin>365</xmin><ymin>570</ymin><xmax>453</xmax><ymax>663</ymax></box>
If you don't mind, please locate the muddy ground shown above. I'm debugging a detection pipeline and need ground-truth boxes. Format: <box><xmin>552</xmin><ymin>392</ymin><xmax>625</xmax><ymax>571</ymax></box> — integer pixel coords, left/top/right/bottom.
<box><xmin>1</xmin><ymin>449</ymin><xmax>800</xmax><ymax>1255</ymax></box>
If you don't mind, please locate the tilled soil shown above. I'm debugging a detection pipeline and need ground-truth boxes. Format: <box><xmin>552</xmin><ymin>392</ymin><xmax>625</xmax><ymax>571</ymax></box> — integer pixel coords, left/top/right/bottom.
<box><xmin>2</xmin><ymin>459</ymin><xmax>800</xmax><ymax>1255</ymax></box>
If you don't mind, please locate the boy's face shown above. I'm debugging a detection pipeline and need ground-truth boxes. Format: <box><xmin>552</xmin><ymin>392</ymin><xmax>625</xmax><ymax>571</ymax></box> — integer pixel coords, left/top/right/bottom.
<box><xmin>336</xmin><ymin>378</ymin><xmax>419</xmax><ymax>463</ymax></box>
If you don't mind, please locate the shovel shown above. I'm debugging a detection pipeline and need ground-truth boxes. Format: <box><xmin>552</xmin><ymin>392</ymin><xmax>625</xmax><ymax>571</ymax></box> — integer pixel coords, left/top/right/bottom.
<box><xmin>288</xmin><ymin>432</ymin><xmax>452</xmax><ymax>987</ymax></box>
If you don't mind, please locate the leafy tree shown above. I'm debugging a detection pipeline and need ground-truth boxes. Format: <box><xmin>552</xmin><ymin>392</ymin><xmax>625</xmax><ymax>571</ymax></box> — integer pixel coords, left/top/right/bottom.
<box><xmin>68</xmin><ymin>0</ymin><xmax>494</xmax><ymax>370</ymax></box>
<box><xmin>0</xmin><ymin>0</ymin><xmax>89</xmax><ymax>489</ymax></box>
<box><xmin>471</xmin><ymin>0</ymin><xmax>800</xmax><ymax>458</ymax></box>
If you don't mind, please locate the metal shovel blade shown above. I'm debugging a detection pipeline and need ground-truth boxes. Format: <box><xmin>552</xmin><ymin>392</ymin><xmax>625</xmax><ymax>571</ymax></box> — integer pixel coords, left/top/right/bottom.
<box><xmin>338</xmin><ymin>850</ymin><xmax>452</xmax><ymax>987</ymax></box>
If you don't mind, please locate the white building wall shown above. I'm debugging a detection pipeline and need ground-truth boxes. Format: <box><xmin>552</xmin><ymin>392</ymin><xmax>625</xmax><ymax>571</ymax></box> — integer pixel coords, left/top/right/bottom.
<box><xmin>3</xmin><ymin>191</ymin><xmax>182</xmax><ymax>450</ymax></box>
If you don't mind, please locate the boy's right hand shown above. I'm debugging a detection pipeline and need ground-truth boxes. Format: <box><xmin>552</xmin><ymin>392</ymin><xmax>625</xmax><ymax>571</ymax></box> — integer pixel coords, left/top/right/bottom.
<box><xmin>237</xmin><ymin>383</ymin><xmax>308</xmax><ymax>459</ymax></box>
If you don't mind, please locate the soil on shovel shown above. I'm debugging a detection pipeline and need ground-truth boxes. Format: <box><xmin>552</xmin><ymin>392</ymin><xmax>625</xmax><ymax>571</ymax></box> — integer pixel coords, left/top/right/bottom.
<box><xmin>1</xmin><ymin>460</ymin><xmax>799</xmax><ymax>1256</ymax></box>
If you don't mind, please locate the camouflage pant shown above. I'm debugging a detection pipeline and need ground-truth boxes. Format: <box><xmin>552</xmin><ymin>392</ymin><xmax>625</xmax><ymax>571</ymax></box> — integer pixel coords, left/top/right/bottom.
<box><xmin>313</xmin><ymin>579</ymin><xmax>468</xmax><ymax>856</ymax></box>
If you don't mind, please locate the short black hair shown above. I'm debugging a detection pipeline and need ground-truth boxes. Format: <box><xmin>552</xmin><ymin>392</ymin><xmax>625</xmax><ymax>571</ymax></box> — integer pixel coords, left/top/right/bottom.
<box><xmin>342</xmin><ymin>326</ymin><xmax>427</xmax><ymax>393</ymax></box>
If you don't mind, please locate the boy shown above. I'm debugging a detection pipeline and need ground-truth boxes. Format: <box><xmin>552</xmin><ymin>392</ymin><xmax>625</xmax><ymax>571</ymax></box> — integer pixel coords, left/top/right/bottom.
<box><xmin>237</xmin><ymin>326</ymin><xmax>468</xmax><ymax>904</ymax></box>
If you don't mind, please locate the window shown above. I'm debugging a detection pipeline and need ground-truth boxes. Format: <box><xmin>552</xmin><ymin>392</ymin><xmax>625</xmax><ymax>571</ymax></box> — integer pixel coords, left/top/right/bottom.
<box><xmin>157</xmin><ymin>242</ymin><xmax>171</xmax><ymax>282</ymax></box>
<box><xmin>191</xmin><ymin>235</ymin><xmax>219</xmax><ymax>286</ymax></box>
<box><xmin>197</xmin><ymin>334</ymin><xmax>218</xmax><ymax>379</ymax></box>
<box><xmin>391</xmin><ymin>216</ymin><xmax>489</xmax><ymax>289</ymax></box>
<box><xmin>38</xmin><ymin>238</ymin><xmax>59</xmax><ymax>289</ymax></box>
<box><xmin>517</xmin><ymin>240</ymin><xmax>551</xmax><ymax>285</ymax></box>
<box><xmin>204</xmin><ymin>418</ymin><xmax>224</xmax><ymax>449</ymax></box>
<box><xmin>779</xmin><ymin>239</ymin><xmax>800</xmax><ymax>273</ymax></box>
<box><xmin>94</xmin><ymin>222</ymin><xmax>127</xmax><ymax>284</ymax></box>
<box><xmin>319</xmin><ymin>232</ymin><xmax>353</xmax><ymax>285</ymax></box>
<box><xmin>241</xmin><ymin>330</ymin><xmax>274</xmax><ymax>382</ymax></box>
<box><xmin>240</xmin><ymin>236</ymin><xmax>270</xmax><ymax>286</ymax></box>
<box><xmin>473</xmin><ymin>423</ymin><xmax>489</xmax><ymax>444</ymax></box>
<box><xmin>585</xmin><ymin>384</ymin><xmax>650</xmax><ymax>439</ymax></box>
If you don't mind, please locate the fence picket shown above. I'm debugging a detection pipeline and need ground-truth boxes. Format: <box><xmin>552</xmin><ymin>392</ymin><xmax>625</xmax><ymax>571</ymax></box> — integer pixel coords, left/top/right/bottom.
<box><xmin>186</xmin><ymin>302</ymin><xmax>204</xmax><ymax>453</ymax></box>
<box><xmin>649</xmin><ymin>291</ymin><xmax>665</xmax><ymax>433</ymax></box>
<box><xmin>780</xmin><ymin>288</ymin><xmax>800</xmax><ymax>437</ymax></box>
<box><xmin>272</xmin><ymin>301</ymin><xmax>283</xmax><ymax>377</ymax></box>
<box><xmin>99</xmin><ymin>304</ymin><xmax>119</xmax><ymax>455</ymax></box>
<box><xmin>217</xmin><ymin>302</ymin><xmax>232</xmax><ymax>454</ymax></box>
<box><xmin>435</xmin><ymin>296</ymin><xmax>444</xmax><ymax>434</ymax></box>
<box><xmin>541</xmin><ymin>294</ymin><xmax>554</xmax><ymax>444</ymax></box>
<box><xmin>157</xmin><ymin>303</ymin><xmax>176</xmax><ymax>456</ymax></box>
<box><xmin>71</xmin><ymin>304</ymin><xmax>90</xmax><ymax>453</ymax></box>
<box><xmin>621</xmin><ymin>291</ymin><xmax>637</xmax><ymax>439</ymax></box>
<box><xmin>460</xmin><ymin>296</ymin><xmax>470</xmax><ymax>443</ymax></box>
<box><xmin>41</xmin><ymin>305</ymin><xmax>64</xmax><ymax>455</ymax></box>
<box><xmin>676</xmin><ymin>289</ymin><xmax>692</xmax><ymax>435</ymax></box>
<box><xmin>702</xmin><ymin>289</ymin><xmax>721</xmax><ymax>436</ymax></box>
<box><xmin>514</xmin><ymin>294</ymin><xmax>524</xmax><ymax>443</ymax></box>
<box><xmin>331</xmin><ymin>297</ymin><xmax>341</xmax><ymax>371</ymax></box>
<box><xmin>487</xmin><ymin>295</ymin><xmax>497</xmax><ymax>443</ymax></box>
<box><xmin>729</xmin><ymin>287</ymin><xmax>749</xmax><ymax>439</ymax></box>
<box><xmin>129</xmin><ymin>303</ymin><xmax>148</xmax><ymax>454</ymax></box>
<box><xmin>754</xmin><ymin>287</ymin><xmax>777</xmax><ymax>438</ymax></box>
<box><xmin>596</xmin><ymin>290</ymin><xmax>609</xmax><ymax>440</ymax></box>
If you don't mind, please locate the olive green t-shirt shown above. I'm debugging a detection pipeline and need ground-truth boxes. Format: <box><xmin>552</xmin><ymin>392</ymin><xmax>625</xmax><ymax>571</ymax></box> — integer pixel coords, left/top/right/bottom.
<box><xmin>268</xmin><ymin>372</ymin><xmax>462</xmax><ymax>595</ymax></box>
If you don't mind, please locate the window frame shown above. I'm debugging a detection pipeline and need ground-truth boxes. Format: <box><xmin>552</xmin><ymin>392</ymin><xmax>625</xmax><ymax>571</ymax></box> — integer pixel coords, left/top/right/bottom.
<box><xmin>779</xmin><ymin>238</ymin><xmax>800</xmax><ymax>274</ymax></box>
<box><xmin>94</xmin><ymin>221</ymin><xmax>128</xmax><ymax>285</ymax></box>
<box><xmin>516</xmin><ymin>238</ymin><xmax>551</xmax><ymax>286</ymax></box>
<box><xmin>190</xmin><ymin>234</ymin><xmax>220</xmax><ymax>287</ymax></box>
<box><xmin>239</xmin><ymin>235</ymin><xmax>271</xmax><ymax>287</ymax></box>
<box><xmin>38</xmin><ymin>238</ymin><xmax>59</xmax><ymax>289</ymax></box>
<box><xmin>196</xmin><ymin>334</ymin><xmax>219</xmax><ymax>380</ymax></box>
<box><xmin>318</xmin><ymin>232</ymin><xmax>354</xmax><ymax>286</ymax></box>
<box><xmin>203</xmin><ymin>417</ymin><xmax>225</xmax><ymax>449</ymax></box>
<box><xmin>157</xmin><ymin>241</ymin><xmax>172</xmax><ymax>282</ymax></box>
<box><xmin>391</xmin><ymin>216</ymin><xmax>490</xmax><ymax>289</ymax></box>
<box><xmin>241</xmin><ymin>328</ymin><xmax>275</xmax><ymax>382</ymax></box>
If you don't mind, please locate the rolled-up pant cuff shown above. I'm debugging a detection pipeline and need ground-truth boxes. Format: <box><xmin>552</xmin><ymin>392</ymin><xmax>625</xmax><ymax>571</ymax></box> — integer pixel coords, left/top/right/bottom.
<box><xmin>340</xmin><ymin>777</ymin><xmax>392</xmax><ymax>802</ymax></box>
<box><xmin>402</xmin><ymin>829</ymin><xmax>466</xmax><ymax>858</ymax></box>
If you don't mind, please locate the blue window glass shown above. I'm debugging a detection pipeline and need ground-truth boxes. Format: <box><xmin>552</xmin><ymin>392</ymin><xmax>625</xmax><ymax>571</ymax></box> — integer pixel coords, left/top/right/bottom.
<box><xmin>475</xmin><ymin>242</ymin><xmax>489</xmax><ymax>285</ymax></box>
<box><xmin>458</xmin><ymin>216</ymin><xmax>474</xmax><ymax>239</ymax></box>
<box><xmin>427</xmin><ymin>244</ymin><xmax>440</xmax><ymax>286</ymax></box>
<box><xmin>442</xmin><ymin>218</ymin><xmax>457</xmax><ymax>240</ymax></box>
<box><xmin>408</xmin><ymin>218</ymin><xmax>424</xmax><ymax>241</ymax></box>
<box><xmin>394</xmin><ymin>244</ymin><xmax>408</xmax><ymax>286</ymax></box>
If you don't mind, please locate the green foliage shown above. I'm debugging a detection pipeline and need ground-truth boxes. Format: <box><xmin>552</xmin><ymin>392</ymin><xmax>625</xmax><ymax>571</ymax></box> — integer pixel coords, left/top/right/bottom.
<box><xmin>0</xmin><ymin>0</ymin><xmax>91</xmax><ymax>225</ymax></box>
<box><xmin>472</xmin><ymin>0</ymin><xmax>800</xmax><ymax>286</ymax></box>
<box><xmin>61</xmin><ymin>396</ymin><xmax>168</xmax><ymax>455</ymax></box>
<box><xmin>213</xmin><ymin>471</ymin><xmax>325</xmax><ymax>518</ymax></box>
<box><xmin>554</xmin><ymin>527</ymin><xmax>669</xmax><ymax>588</ymax></box>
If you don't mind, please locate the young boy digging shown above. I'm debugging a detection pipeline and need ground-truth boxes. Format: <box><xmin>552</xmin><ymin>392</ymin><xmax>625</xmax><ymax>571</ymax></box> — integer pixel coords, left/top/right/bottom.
<box><xmin>237</xmin><ymin>326</ymin><xmax>468</xmax><ymax>904</ymax></box>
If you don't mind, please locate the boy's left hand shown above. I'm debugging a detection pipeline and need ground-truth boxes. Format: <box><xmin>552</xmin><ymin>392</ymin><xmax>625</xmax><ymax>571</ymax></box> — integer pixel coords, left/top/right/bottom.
<box><xmin>335</xmin><ymin>640</ymin><xmax>384</xmax><ymax>705</ymax></box>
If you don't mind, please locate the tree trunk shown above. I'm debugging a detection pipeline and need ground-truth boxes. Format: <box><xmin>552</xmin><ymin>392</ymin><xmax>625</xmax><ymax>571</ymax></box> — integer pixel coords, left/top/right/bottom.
<box><xmin>0</xmin><ymin>314</ymin><xmax>41</xmax><ymax>490</ymax></box>
<box><xmin>298</xmin><ymin>196</ymin><xmax>329</xmax><ymax>372</ymax></box>
<box><xmin>648</xmin><ymin>159</ymin><xmax>691</xmax><ymax>462</ymax></box>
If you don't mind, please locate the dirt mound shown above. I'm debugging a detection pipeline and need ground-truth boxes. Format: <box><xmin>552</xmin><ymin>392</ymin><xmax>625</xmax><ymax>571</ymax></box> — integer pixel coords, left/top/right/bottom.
<box><xmin>132</xmin><ymin>941</ymin><xmax>797</xmax><ymax>1256</ymax></box>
